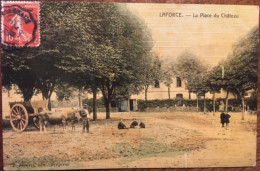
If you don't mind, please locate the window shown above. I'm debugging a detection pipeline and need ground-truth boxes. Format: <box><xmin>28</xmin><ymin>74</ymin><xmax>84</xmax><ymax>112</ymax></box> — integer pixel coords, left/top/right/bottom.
<box><xmin>176</xmin><ymin>77</ymin><xmax>182</xmax><ymax>87</ymax></box>
<box><xmin>176</xmin><ymin>93</ymin><xmax>183</xmax><ymax>99</ymax></box>
<box><xmin>154</xmin><ymin>80</ymin><xmax>160</xmax><ymax>88</ymax></box>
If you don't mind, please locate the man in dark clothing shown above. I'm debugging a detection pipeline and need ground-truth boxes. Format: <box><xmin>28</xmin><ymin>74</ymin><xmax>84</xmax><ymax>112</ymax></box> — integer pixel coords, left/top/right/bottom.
<box><xmin>225</xmin><ymin>113</ymin><xmax>231</xmax><ymax>127</ymax></box>
<box><xmin>118</xmin><ymin>120</ymin><xmax>127</xmax><ymax>129</ymax></box>
<box><xmin>130</xmin><ymin>118</ymin><xmax>138</xmax><ymax>128</ymax></box>
<box><xmin>79</xmin><ymin>108</ymin><xmax>90</xmax><ymax>133</ymax></box>
<box><xmin>220</xmin><ymin>112</ymin><xmax>226</xmax><ymax>127</ymax></box>
<box><xmin>139</xmin><ymin>122</ymin><xmax>145</xmax><ymax>128</ymax></box>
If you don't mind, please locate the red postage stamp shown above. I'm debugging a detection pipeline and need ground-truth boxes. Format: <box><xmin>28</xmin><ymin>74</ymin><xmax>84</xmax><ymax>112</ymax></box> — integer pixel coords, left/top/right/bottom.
<box><xmin>1</xmin><ymin>1</ymin><xmax>40</xmax><ymax>47</ymax></box>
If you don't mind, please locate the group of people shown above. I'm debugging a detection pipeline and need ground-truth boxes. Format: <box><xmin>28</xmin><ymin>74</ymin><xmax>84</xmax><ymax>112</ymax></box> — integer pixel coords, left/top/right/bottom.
<box><xmin>220</xmin><ymin>112</ymin><xmax>231</xmax><ymax>128</ymax></box>
<box><xmin>118</xmin><ymin>118</ymin><xmax>145</xmax><ymax>129</ymax></box>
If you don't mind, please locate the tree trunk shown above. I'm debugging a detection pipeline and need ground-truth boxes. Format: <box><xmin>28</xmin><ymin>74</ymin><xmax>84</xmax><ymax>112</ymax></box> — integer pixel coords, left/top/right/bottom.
<box><xmin>40</xmin><ymin>85</ymin><xmax>54</xmax><ymax>111</ymax></box>
<box><xmin>213</xmin><ymin>92</ymin><xmax>215</xmax><ymax>116</ymax></box>
<box><xmin>41</xmin><ymin>90</ymin><xmax>50</xmax><ymax>110</ymax></box>
<box><xmin>92</xmin><ymin>87</ymin><xmax>97</xmax><ymax>121</ymax></box>
<box><xmin>78</xmin><ymin>90</ymin><xmax>82</xmax><ymax>109</ymax></box>
<box><xmin>241</xmin><ymin>96</ymin><xmax>245</xmax><ymax>120</ymax></box>
<box><xmin>100</xmin><ymin>82</ymin><xmax>114</xmax><ymax>119</ymax></box>
<box><xmin>47</xmin><ymin>97</ymin><xmax>51</xmax><ymax>110</ymax></box>
<box><xmin>20</xmin><ymin>86</ymin><xmax>34</xmax><ymax>101</ymax></box>
<box><xmin>104</xmin><ymin>99</ymin><xmax>111</xmax><ymax>119</ymax></box>
<box><xmin>225</xmin><ymin>90</ymin><xmax>229</xmax><ymax>112</ymax></box>
<box><xmin>203</xmin><ymin>94</ymin><xmax>206</xmax><ymax>114</ymax></box>
<box><xmin>168</xmin><ymin>86</ymin><xmax>171</xmax><ymax>99</ymax></box>
<box><xmin>196</xmin><ymin>93</ymin><xmax>199</xmax><ymax>112</ymax></box>
<box><xmin>145</xmin><ymin>85</ymin><xmax>149</xmax><ymax>101</ymax></box>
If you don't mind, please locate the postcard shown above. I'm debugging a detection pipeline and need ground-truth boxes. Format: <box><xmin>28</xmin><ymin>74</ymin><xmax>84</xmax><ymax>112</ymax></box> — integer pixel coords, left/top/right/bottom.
<box><xmin>1</xmin><ymin>1</ymin><xmax>258</xmax><ymax>170</ymax></box>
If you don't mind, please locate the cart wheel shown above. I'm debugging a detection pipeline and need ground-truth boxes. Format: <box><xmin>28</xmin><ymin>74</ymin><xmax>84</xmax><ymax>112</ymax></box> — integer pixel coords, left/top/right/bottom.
<box><xmin>10</xmin><ymin>104</ymin><xmax>28</xmax><ymax>132</ymax></box>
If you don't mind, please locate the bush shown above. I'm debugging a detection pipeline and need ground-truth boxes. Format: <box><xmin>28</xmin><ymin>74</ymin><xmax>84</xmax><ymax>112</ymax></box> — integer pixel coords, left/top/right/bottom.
<box><xmin>83</xmin><ymin>98</ymin><xmax>104</xmax><ymax>108</ymax></box>
<box><xmin>138</xmin><ymin>99</ymin><xmax>177</xmax><ymax>111</ymax></box>
<box><xmin>138</xmin><ymin>99</ymin><xmax>221</xmax><ymax>112</ymax></box>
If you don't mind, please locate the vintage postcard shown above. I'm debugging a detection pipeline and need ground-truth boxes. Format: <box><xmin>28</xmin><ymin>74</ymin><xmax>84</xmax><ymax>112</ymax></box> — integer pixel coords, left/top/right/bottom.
<box><xmin>1</xmin><ymin>1</ymin><xmax>258</xmax><ymax>170</ymax></box>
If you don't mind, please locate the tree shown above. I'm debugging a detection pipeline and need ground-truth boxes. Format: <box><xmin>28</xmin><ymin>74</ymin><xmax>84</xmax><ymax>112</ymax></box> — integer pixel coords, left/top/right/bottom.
<box><xmin>227</xmin><ymin>26</ymin><xmax>258</xmax><ymax>120</ymax></box>
<box><xmin>86</xmin><ymin>4</ymin><xmax>153</xmax><ymax>118</ymax></box>
<box><xmin>51</xmin><ymin>3</ymin><xmax>153</xmax><ymax>119</ymax></box>
<box><xmin>174</xmin><ymin>51</ymin><xmax>208</xmax><ymax>110</ymax></box>
<box><xmin>140</xmin><ymin>53</ymin><xmax>163</xmax><ymax>101</ymax></box>
<box><xmin>188</xmin><ymin>70</ymin><xmax>210</xmax><ymax>112</ymax></box>
<box><xmin>55</xmin><ymin>83</ymin><xmax>72</xmax><ymax>101</ymax></box>
<box><xmin>2</xmin><ymin>2</ymin><xmax>76</xmax><ymax>108</ymax></box>
<box><xmin>205</xmin><ymin>66</ymin><xmax>222</xmax><ymax>115</ymax></box>
<box><xmin>2</xmin><ymin>2</ymin><xmax>154</xmax><ymax>119</ymax></box>
<box><xmin>163</xmin><ymin>64</ymin><xmax>174</xmax><ymax>99</ymax></box>
<box><xmin>205</xmin><ymin>26</ymin><xmax>258</xmax><ymax>119</ymax></box>
<box><xmin>2</xmin><ymin>46</ymin><xmax>38</xmax><ymax>101</ymax></box>
<box><xmin>174</xmin><ymin>51</ymin><xmax>207</xmax><ymax>100</ymax></box>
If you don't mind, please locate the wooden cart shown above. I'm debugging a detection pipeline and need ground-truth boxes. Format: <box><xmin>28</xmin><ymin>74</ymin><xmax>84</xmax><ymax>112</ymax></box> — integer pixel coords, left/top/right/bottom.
<box><xmin>9</xmin><ymin>100</ymin><xmax>48</xmax><ymax>132</ymax></box>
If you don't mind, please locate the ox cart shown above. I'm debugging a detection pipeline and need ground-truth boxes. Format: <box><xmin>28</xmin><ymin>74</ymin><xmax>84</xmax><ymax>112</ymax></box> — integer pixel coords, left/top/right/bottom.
<box><xmin>9</xmin><ymin>100</ymin><xmax>48</xmax><ymax>132</ymax></box>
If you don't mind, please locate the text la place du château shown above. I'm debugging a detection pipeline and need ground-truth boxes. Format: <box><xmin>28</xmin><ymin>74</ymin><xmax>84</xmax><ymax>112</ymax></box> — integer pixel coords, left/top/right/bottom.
<box><xmin>159</xmin><ymin>12</ymin><xmax>239</xmax><ymax>18</ymax></box>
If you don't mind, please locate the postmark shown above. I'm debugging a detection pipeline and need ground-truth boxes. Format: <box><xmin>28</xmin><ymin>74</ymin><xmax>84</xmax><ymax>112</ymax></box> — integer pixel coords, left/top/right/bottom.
<box><xmin>1</xmin><ymin>1</ymin><xmax>40</xmax><ymax>47</ymax></box>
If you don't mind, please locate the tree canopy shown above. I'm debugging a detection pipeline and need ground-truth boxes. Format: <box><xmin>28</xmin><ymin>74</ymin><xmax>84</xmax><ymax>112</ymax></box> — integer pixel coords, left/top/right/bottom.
<box><xmin>2</xmin><ymin>2</ymin><xmax>154</xmax><ymax>118</ymax></box>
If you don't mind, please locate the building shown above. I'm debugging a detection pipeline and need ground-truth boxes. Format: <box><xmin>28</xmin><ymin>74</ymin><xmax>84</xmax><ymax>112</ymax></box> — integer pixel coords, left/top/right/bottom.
<box><xmin>119</xmin><ymin>77</ymin><xmax>237</xmax><ymax>112</ymax></box>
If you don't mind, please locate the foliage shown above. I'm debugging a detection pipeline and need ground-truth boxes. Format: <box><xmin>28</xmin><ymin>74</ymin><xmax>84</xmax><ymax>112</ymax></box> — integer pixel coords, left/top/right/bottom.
<box><xmin>207</xmin><ymin>26</ymin><xmax>258</xmax><ymax>119</ymax></box>
<box><xmin>173</xmin><ymin>51</ymin><xmax>209</xmax><ymax>95</ymax></box>
<box><xmin>138</xmin><ymin>99</ymin><xmax>222</xmax><ymax>112</ymax></box>
<box><xmin>46</xmin><ymin>3</ymin><xmax>154</xmax><ymax>118</ymax></box>
<box><xmin>54</xmin><ymin>83</ymin><xmax>73</xmax><ymax>101</ymax></box>
<box><xmin>163</xmin><ymin>64</ymin><xmax>174</xmax><ymax>88</ymax></box>
<box><xmin>2</xmin><ymin>2</ymin><xmax>154</xmax><ymax>116</ymax></box>
<box><xmin>139</xmin><ymin>53</ymin><xmax>163</xmax><ymax>101</ymax></box>
<box><xmin>83</xmin><ymin>98</ymin><xmax>105</xmax><ymax>108</ymax></box>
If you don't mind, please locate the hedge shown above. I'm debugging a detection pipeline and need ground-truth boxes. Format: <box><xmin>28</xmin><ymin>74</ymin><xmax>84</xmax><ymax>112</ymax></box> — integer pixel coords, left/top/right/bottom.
<box><xmin>137</xmin><ymin>98</ymin><xmax>256</xmax><ymax>112</ymax></box>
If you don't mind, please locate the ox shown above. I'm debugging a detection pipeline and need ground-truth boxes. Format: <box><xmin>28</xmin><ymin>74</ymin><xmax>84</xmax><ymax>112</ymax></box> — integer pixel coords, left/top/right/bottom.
<box><xmin>34</xmin><ymin>107</ymin><xmax>80</xmax><ymax>133</ymax></box>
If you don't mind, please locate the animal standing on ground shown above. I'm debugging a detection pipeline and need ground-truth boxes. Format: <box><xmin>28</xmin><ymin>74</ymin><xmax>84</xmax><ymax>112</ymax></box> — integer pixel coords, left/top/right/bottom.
<box><xmin>34</xmin><ymin>107</ymin><xmax>79</xmax><ymax>133</ymax></box>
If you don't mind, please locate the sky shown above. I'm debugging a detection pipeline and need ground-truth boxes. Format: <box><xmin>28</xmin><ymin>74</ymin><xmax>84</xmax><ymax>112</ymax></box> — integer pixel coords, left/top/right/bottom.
<box><xmin>126</xmin><ymin>4</ymin><xmax>259</xmax><ymax>66</ymax></box>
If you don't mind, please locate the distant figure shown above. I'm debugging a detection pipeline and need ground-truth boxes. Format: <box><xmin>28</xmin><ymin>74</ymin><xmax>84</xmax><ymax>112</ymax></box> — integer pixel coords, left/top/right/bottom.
<box><xmin>37</xmin><ymin>107</ymin><xmax>49</xmax><ymax>133</ymax></box>
<box><xmin>220</xmin><ymin>112</ymin><xmax>226</xmax><ymax>127</ymax></box>
<box><xmin>225</xmin><ymin>113</ymin><xmax>231</xmax><ymax>128</ymax></box>
<box><xmin>139</xmin><ymin>122</ymin><xmax>145</xmax><ymax>128</ymax></box>
<box><xmin>61</xmin><ymin>114</ymin><xmax>67</xmax><ymax>133</ymax></box>
<box><xmin>79</xmin><ymin>107</ymin><xmax>91</xmax><ymax>133</ymax></box>
<box><xmin>71</xmin><ymin>112</ymin><xmax>78</xmax><ymax>132</ymax></box>
<box><xmin>130</xmin><ymin>119</ymin><xmax>138</xmax><ymax>128</ymax></box>
<box><xmin>118</xmin><ymin>120</ymin><xmax>127</xmax><ymax>129</ymax></box>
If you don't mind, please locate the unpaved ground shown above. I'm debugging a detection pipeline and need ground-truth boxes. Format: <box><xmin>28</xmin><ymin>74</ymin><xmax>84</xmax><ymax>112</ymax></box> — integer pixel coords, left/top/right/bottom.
<box><xmin>2</xmin><ymin>112</ymin><xmax>257</xmax><ymax>170</ymax></box>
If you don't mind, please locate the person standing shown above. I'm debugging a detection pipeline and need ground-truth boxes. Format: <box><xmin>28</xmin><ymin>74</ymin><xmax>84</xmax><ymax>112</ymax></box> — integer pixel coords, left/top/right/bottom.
<box><xmin>225</xmin><ymin>113</ymin><xmax>231</xmax><ymax>128</ymax></box>
<box><xmin>220</xmin><ymin>112</ymin><xmax>226</xmax><ymax>127</ymax></box>
<box><xmin>37</xmin><ymin>107</ymin><xmax>49</xmax><ymax>133</ymax></box>
<box><xmin>79</xmin><ymin>107</ymin><xmax>91</xmax><ymax>133</ymax></box>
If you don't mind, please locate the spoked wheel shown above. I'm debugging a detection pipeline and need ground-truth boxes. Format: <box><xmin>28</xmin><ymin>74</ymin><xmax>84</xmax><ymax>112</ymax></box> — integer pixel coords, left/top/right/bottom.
<box><xmin>10</xmin><ymin>104</ymin><xmax>28</xmax><ymax>132</ymax></box>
